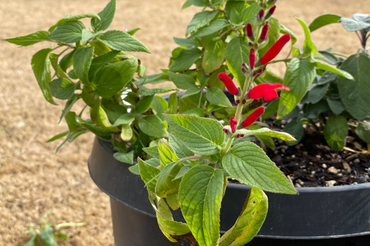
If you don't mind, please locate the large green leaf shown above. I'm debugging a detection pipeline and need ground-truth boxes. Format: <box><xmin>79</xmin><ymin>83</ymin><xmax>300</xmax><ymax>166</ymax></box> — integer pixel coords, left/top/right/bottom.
<box><xmin>278</xmin><ymin>58</ymin><xmax>316</xmax><ymax>118</ymax></box>
<box><xmin>314</xmin><ymin>61</ymin><xmax>353</xmax><ymax>80</ymax></box>
<box><xmin>219</xmin><ymin>188</ymin><xmax>268</xmax><ymax>246</ymax></box>
<box><xmin>296</xmin><ymin>18</ymin><xmax>317</xmax><ymax>56</ymax></box>
<box><xmin>309</xmin><ymin>14</ymin><xmax>341</xmax><ymax>32</ymax></box>
<box><xmin>5</xmin><ymin>31</ymin><xmax>50</xmax><ymax>46</ymax></box>
<box><xmin>202</xmin><ymin>35</ymin><xmax>225</xmax><ymax>74</ymax></box>
<box><xmin>168</xmin><ymin>135</ymin><xmax>194</xmax><ymax>159</ymax></box>
<box><xmin>340</xmin><ymin>14</ymin><xmax>370</xmax><ymax>32</ymax></box>
<box><xmin>236</xmin><ymin>128</ymin><xmax>296</xmax><ymax>142</ymax></box>
<box><xmin>222</xmin><ymin>142</ymin><xmax>297</xmax><ymax>194</ymax></box>
<box><xmin>49</xmin><ymin>13</ymin><xmax>101</xmax><ymax>32</ymax></box>
<box><xmin>324</xmin><ymin>115</ymin><xmax>348</xmax><ymax>151</ymax></box>
<box><xmin>206</xmin><ymin>87</ymin><xmax>232</xmax><ymax>107</ymax></box>
<box><xmin>113</xmin><ymin>151</ymin><xmax>134</xmax><ymax>164</ymax></box>
<box><xmin>138</xmin><ymin>158</ymin><xmax>160</xmax><ymax>192</ymax></box>
<box><xmin>168</xmin><ymin>71</ymin><xmax>196</xmax><ymax>90</ymax></box>
<box><xmin>186</xmin><ymin>11</ymin><xmax>218</xmax><ymax>36</ymax></box>
<box><xmin>355</xmin><ymin>122</ymin><xmax>370</xmax><ymax>143</ymax></box>
<box><xmin>191</xmin><ymin>19</ymin><xmax>230</xmax><ymax>39</ymax></box>
<box><xmin>225</xmin><ymin>37</ymin><xmax>249</xmax><ymax>88</ymax></box>
<box><xmin>31</xmin><ymin>48</ymin><xmax>56</xmax><ymax>105</ymax></box>
<box><xmin>135</xmin><ymin>96</ymin><xmax>153</xmax><ymax>114</ymax></box>
<box><xmin>337</xmin><ymin>54</ymin><xmax>370</xmax><ymax>119</ymax></box>
<box><xmin>73</xmin><ymin>46</ymin><xmax>94</xmax><ymax>84</ymax></box>
<box><xmin>155</xmin><ymin>162</ymin><xmax>183</xmax><ymax>197</ymax></box>
<box><xmin>169</xmin><ymin>48</ymin><xmax>203</xmax><ymax>72</ymax></box>
<box><xmin>75</xmin><ymin>117</ymin><xmax>114</xmax><ymax>140</ymax></box>
<box><xmin>91</xmin><ymin>0</ymin><xmax>116</xmax><ymax>31</ymax></box>
<box><xmin>283</xmin><ymin>120</ymin><xmax>304</xmax><ymax>146</ymax></box>
<box><xmin>241</xmin><ymin>3</ymin><xmax>261</xmax><ymax>24</ymax></box>
<box><xmin>137</xmin><ymin>86</ymin><xmax>177</xmax><ymax>96</ymax></box>
<box><xmin>48</xmin><ymin>21</ymin><xmax>85</xmax><ymax>43</ymax></box>
<box><xmin>179</xmin><ymin>165</ymin><xmax>224</xmax><ymax>246</ymax></box>
<box><xmin>158</xmin><ymin>139</ymin><xmax>179</xmax><ymax>167</ymax></box>
<box><xmin>92</xmin><ymin>58</ymin><xmax>138</xmax><ymax>98</ymax></box>
<box><xmin>165</xmin><ymin>114</ymin><xmax>224</xmax><ymax>155</ymax></box>
<box><xmin>139</xmin><ymin>115</ymin><xmax>168</xmax><ymax>138</ymax></box>
<box><xmin>49</xmin><ymin>78</ymin><xmax>76</xmax><ymax>100</ymax></box>
<box><xmin>98</xmin><ymin>30</ymin><xmax>150</xmax><ymax>53</ymax></box>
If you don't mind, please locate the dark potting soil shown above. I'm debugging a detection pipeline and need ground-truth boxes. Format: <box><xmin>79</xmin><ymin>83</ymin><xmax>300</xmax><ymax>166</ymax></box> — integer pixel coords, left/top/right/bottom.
<box><xmin>264</xmin><ymin>129</ymin><xmax>370</xmax><ymax>188</ymax></box>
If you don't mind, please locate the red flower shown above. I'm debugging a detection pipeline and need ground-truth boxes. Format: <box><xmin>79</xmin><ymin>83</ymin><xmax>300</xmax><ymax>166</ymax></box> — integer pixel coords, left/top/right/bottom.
<box><xmin>245</xmin><ymin>23</ymin><xmax>253</xmax><ymax>38</ymax></box>
<box><xmin>269</xmin><ymin>5</ymin><xmax>277</xmax><ymax>16</ymax></box>
<box><xmin>249</xmin><ymin>49</ymin><xmax>256</xmax><ymax>69</ymax></box>
<box><xmin>230</xmin><ymin>116</ymin><xmax>237</xmax><ymax>133</ymax></box>
<box><xmin>260</xmin><ymin>34</ymin><xmax>291</xmax><ymax>65</ymax></box>
<box><xmin>242</xmin><ymin>107</ymin><xmax>265</xmax><ymax>128</ymax></box>
<box><xmin>248</xmin><ymin>83</ymin><xmax>290</xmax><ymax>102</ymax></box>
<box><xmin>260</xmin><ymin>24</ymin><xmax>269</xmax><ymax>40</ymax></box>
<box><xmin>258</xmin><ymin>9</ymin><xmax>265</xmax><ymax>19</ymax></box>
<box><xmin>218</xmin><ymin>73</ymin><xmax>239</xmax><ymax>96</ymax></box>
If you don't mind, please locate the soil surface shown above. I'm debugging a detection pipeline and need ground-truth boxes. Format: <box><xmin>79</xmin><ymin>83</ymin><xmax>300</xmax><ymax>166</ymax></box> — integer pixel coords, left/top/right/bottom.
<box><xmin>1</xmin><ymin>0</ymin><xmax>370</xmax><ymax>245</ymax></box>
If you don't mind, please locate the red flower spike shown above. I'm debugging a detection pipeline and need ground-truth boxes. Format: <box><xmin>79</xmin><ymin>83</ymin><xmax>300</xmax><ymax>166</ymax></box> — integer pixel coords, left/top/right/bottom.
<box><xmin>258</xmin><ymin>9</ymin><xmax>265</xmax><ymax>19</ymax></box>
<box><xmin>230</xmin><ymin>117</ymin><xmax>237</xmax><ymax>133</ymax></box>
<box><xmin>249</xmin><ymin>49</ymin><xmax>256</xmax><ymax>69</ymax></box>
<box><xmin>260</xmin><ymin>34</ymin><xmax>291</xmax><ymax>65</ymax></box>
<box><xmin>260</xmin><ymin>24</ymin><xmax>269</xmax><ymax>40</ymax></box>
<box><xmin>242</xmin><ymin>107</ymin><xmax>265</xmax><ymax>128</ymax></box>
<box><xmin>218</xmin><ymin>73</ymin><xmax>239</xmax><ymax>96</ymax></box>
<box><xmin>246</xmin><ymin>23</ymin><xmax>253</xmax><ymax>37</ymax></box>
<box><xmin>248</xmin><ymin>83</ymin><xmax>290</xmax><ymax>102</ymax></box>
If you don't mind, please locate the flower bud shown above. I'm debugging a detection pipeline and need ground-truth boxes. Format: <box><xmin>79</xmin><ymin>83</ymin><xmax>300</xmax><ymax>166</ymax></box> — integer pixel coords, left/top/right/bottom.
<box><xmin>258</xmin><ymin>9</ymin><xmax>265</xmax><ymax>19</ymax></box>
<box><xmin>223</xmin><ymin>128</ymin><xmax>229</xmax><ymax>134</ymax></box>
<box><xmin>218</xmin><ymin>73</ymin><xmax>240</xmax><ymax>96</ymax></box>
<box><xmin>265</xmin><ymin>5</ymin><xmax>277</xmax><ymax>19</ymax></box>
<box><xmin>235</xmin><ymin>99</ymin><xmax>240</xmax><ymax>104</ymax></box>
<box><xmin>245</xmin><ymin>23</ymin><xmax>254</xmax><ymax>40</ymax></box>
<box><xmin>249</xmin><ymin>48</ymin><xmax>256</xmax><ymax>70</ymax></box>
<box><xmin>260</xmin><ymin>34</ymin><xmax>291</xmax><ymax>65</ymax></box>
<box><xmin>242</xmin><ymin>107</ymin><xmax>265</xmax><ymax>128</ymax></box>
<box><xmin>248</xmin><ymin>42</ymin><xmax>253</xmax><ymax>47</ymax></box>
<box><xmin>260</xmin><ymin>24</ymin><xmax>269</xmax><ymax>41</ymax></box>
<box><xmin>242</xmin><ymin>99</ymin><xmax>247</xmax><ymax>104</ymax></box>
<box><xmin>230</xmin><ymin>116</ymin><xmax>237</xmax><ymax>133</ymax></box>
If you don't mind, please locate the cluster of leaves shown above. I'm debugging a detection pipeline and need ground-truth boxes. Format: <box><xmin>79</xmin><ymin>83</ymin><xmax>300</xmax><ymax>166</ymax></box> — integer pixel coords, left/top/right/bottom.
<box><xmin>273</xmin><ymin>14</ymin><xmax>370</xmax><ymax>151</ymax></box>
<box><xmin>5</xmin><ymin>0</ymin><xmax>176</xmax><ymax>159</ymax></box>
<box><xmin>24</xmin><ymin>211</ymin><xmax>85</xmax><ymax>246</ymax></box>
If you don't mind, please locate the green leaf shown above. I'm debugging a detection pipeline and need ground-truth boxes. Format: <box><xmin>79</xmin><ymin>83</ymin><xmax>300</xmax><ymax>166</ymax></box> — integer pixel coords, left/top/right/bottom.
<box><xmin>168</xmin><ymin>135</ymin><xmax>194</xmax><ymax>159</ymax></box>
<box><xmin>127</xmin><ymin>27</ymin><xmax>141</xmax><ymax>36</ymax></box>
<box><xmin>120</xmin><ymin>124</ymin><xmax>133</xmax><ymax>141</ymax></box>
<box><xmin>54</xmin><ymin>231</ymin><xmax>69</xmax><ymax>240</ymax></box>
<box><xmin>222</xmin><ymin>142</ymin><xmax>297</xmax><ymax>194</ymax></box>
<box><xmin>88</xmin><ymin>50</ymin><xmax>120</xmax><ymax>81</ymax></box>
<box><xmin>91</xmin><ymin>0</ymin><xmax>116</xmax><ymax>31</ymax></box>
<box><xmin>296</xmin><ymin>18</ymin><xmax>317</xmax><ymax>56</ymax></box>
<box><xmin>165</xmin><ymin>114</ymin><xmax>225</xmax><ymax>155</ymax></box>
<box><xmin>324</xmin><ymin>115</ymin><xmax>348</xmax><ymax>151</ymax></box>
<box><xmin>24</xmin><ymin>230</ymin><xmax>38</xmax><ymax>246</ymax></box>
<box><xmin>143</xmin><ymin>146</ymin><xmax>160</xmax><ymax>158</ymax></box>
<box><xmin>186</xmin><ymin>11</ymin><xmax>218</xmax><ymax>36</ymax></box>
<box><xmin>355</xmin><ymin>122</ymin><xmax>370</xmax><ymax>143</ymax></box>
<box><xmin>225</xmin><ymin>36</ymin><xmax>249</xmax><ymax>88</ymax></box>
<box><xmin>40</xmin><ymin>224</ymin><xmax>58</xmax><ymax>246</ymax></box>
<box><xmin>280</xmin><ymin>24</ymin><xmax>297</xmax><ymax>45</ymax></box>
<box><xmin>158</xmin><ymin>139</ymin><xmax>180</xmax><ymax>167</ymax></box>
<box><xmin>59</xmin><ymin>94</ymin><xmax>80</xmax><ymax>123</ymax></box>
<box><xmin>92</xmin><ymin>58</ymin><xmax>138</xmax><ymax>98</ymax></box>
<box><xmin>135</xmin><ymin>96</ymin><xmax>153</xmax><ymax>113</ymax></box>
<box><xmin>188</xmin><ymin>0</ymin><xmax>211</xmax><ymax>8</ymax></box>
<box><xmin>5</xmin><ymin>31</ymin><xmax>49</xmax><ymax>46</ymax></box>
<box><xmin>114</xmin><ymin>151</ymin><xmax>134</xmax><ymax>164</ymax></box>
<box><xmin>60</xmin><ymin>50</ymin><xmax>75</xmax><ymax>72</ymax></box>
<box><xmin>90</xmin><ymin>99</ymin><xmax>116</xmax><ymax>129</ymax></box>
<box><xmin>219</xmin><ymin>188</ymin><xmax>268</xmax><ymax>246</ymax></box>
<box><xmin>48</xmin><ymin>21</ymin><xmax>85</xmax><ymax>43</ymax></box>
<box><xmin>283</xmin><ymin>120</ymin><xmax>304</xmax><ymax>146</ymax></box>
<box><xmin>327</xmin><ymin>97</ymin><xmax>344</xmax><ymax>115</ymax></box>
<box><xmin>49</xmin><ymin>78</ymin><xmax>76</xmax><ymax>100</ymax></box>
<box><xmin>173</xmin><ymin>37</ymin><xmax>199</xmax><ymax>47</ymax></box>
<box><xmin>111</xmin><ymin>114</ymin><xmax>135</xmax><ymax>127</ymax></box>
<box><xmin>278</xmin><ymin>58</ymin><xmax>316</xmax><ymax>118</ymax></box>
<box><xmin>137</xmin><ymin>86</ymin><xmax>177</xmax><ymax>97</ymax></box>
<box><xmin>206</xmin><ymin>87</ymin><xmax>231</xmax><ymax>107</ymax></box>
<box><xmin>168</xmin><ymin>71</ymin><xmax>196</xmax><ymax>89</ymax></box>
<box><xmin>73</xmin><ymin>46</ymin><xmax>94</xmax><ymax>84</ymax></box>
<box><xmin>307</xmin><ymin>83</ymin><xmax>330</xmax><ymax>104</ymax></box>
<box><xmin>314</xmin><ymin>61</ymin><xmax>353</xmax><ymax>80</ymax></box>
<box><xmin>156</xmin><ymin>162</ymin><xmax>183</xmax><ymax>197</ymax></box>
<box><xmin>138</xmin><ymin>158</ymin><xmax>160</xmax><ymax>192</ymax></box>
<box><xmin>337</xmin><ymin>54</ymin><xmax>370</xmax><ymax>119</ymax></box>
<box><xmin>31</xmin><ymin>48</ymin><xmax>56</xmax><ymax>105</ymax></box>
<box><xmin>179</xmin><ymin>165</ymin><xmax>224</xmax><ymax>246</ymax></box>
<box><xmin>202</xmin><ymin>35</ymin><xmax>225</xmax><ymax>74</ymax></box>
<box><xmin>340</xmin><ymin>14</ymin><xmax>370</xmax><ymax>32</ymax></box>
<box><xmin>240</xmin><ymin>3</ymin><xmax>260</xmax><ymax>24</ymax></box>
<box><xmin>47</xmin><ymin>131</ymin><xmax>69</xmax><ymax>142</ymax></box>
<box><xmin>181</xmin><ymin>86</ymin><xmax>201</xmax><ymax>99</ymax></box>
<box><xmin>152</xmin><ymin>96</ymin><xmax>168</xmax><ymax>120</ymax></box>
<box><xmin>191</xmin><ymin>19</ymin><xmax>230</xmax><ymax>39</ymax></box>
<box><xmin>168</xmin><ymin>93</ymin><xmax>178</xmax><ymax>114</ymax></box>
<box><xmin>75</xmin><ymin>117</ymin><xmax>114</xmax><ymax>139</ymax></box>
<box><xmin>169</xmin><ymin>48</ymin><xmax>203</xmax><ymax>72</ymax></box>
<box><xmin>98</xmin><ymin>30</ymin><xmax>150</xmax><ymax>53</ymax></box>
<box><xmin>49</xmin><ymin>13</ymin><xmax>101</xmax><ymax>32</ymax></box>
<box><xmin>262</xmin><ymin>98</ymin><xmax>279</xmax><ymax>120</ymax></box>
<box><xmin>139</xmin><ymin>115</ymin><xmax>168</xmax><ymax>138</ymax></box>
<box><xmin>309</xmin><ymin>14</ymin><xmax>341</xmax><ymax>32</ymax></box>
<box><xmin>236</xmin><ymin>128</ymin><xmax>296</xmax><ymax>142</ymax></box>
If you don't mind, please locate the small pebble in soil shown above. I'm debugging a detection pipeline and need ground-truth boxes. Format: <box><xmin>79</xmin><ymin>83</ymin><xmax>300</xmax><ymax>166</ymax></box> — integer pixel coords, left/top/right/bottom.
<box><xmin>322</xmin><ymin>163</ymin><xmax>327</xmax><ymax>169</ymax></box>
<box><xmin>309</xmin><ymin>162</ymin><xmax>313</xmax><ymax>165</ymax></box>
<box><xmin>328</xmin><ymin>166</ymin><xmax>339</xmax><ymax>174</ymax></box>
<box><xmin>292</xmin><ymin>154</ymin><xmax>295</xmax><ymax>158</ymax></box>
<box><xmin>311</xmin><ymin>171</ymin><xmax>316</xmax><ymax>175</ymax></box>
<box><xmin>354</xmin><ymin>158</ymin><xmax>360</xmax><ymax>163</ymax></box>
<box><xmin>326</xmin><ymin>180</ymin><xmax>337</xmax><ymax>187</ymax></box>
<box><xmin>316</xmin><ymin>155</ymin><xmax>321</xmax><ymax>159</ymax></box>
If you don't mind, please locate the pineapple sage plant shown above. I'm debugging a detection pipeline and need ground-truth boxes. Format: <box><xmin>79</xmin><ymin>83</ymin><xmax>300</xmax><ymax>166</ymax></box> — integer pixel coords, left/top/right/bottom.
<box><xmin>5</xmin><ymin>0</ymin><xmax>305</xmax><ymax>245</ymax></box>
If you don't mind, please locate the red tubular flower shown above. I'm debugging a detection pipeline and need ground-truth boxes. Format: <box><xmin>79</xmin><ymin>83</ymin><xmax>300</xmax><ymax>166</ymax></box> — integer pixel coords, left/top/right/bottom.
<box><xmin>242</xmin><ymin>107</ymin><xmax>265</xmax><ymax>128</ymax></box>
<box><xmin>230</xmin><ymin>117</ymin><xmax>237</xmax><ymax>133</ymax></box>
<box><xmin>260</xmin><ymin>34</ymin><xmax>291</xmax><ymax>65</ymax></box>
<box><xmin>248</xmin><ymin>83</ymin><xmax>290</xmax><ymax>102</ymax></box>
<box><xmin>218</xmin><ymin>73</ymin><xmax>239</xmax><ymax>96</ymax></box>
<box><xmin>260</xmin><ymin>24</ymin><xmax>269</xmax><ymax>40</ymax></box>
<box><xmin>249</xmin><ymin>49</ymin><xmax>256</xmax><ymax>69</ymax></box>
<box><xmin>269</xmin><ymin>5</ymin><xmax>277</xmax><ymax>16</ymax></box>
<box><xmin>245</xmin><ymin>23</ymin><xmax>253</xmax><ymax>38</ymax></box>
<box><xmin>258</xmin><ymin>9</ymin><xmax>265</xmax><ymax>19</ymax></box>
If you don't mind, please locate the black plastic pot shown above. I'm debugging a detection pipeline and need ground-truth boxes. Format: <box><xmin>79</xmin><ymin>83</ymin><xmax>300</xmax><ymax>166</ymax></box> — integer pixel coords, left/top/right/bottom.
<box><xmin>88</xmin><ymin>137</ymin><xmax>370</xmax><ymax>246</ymax></box>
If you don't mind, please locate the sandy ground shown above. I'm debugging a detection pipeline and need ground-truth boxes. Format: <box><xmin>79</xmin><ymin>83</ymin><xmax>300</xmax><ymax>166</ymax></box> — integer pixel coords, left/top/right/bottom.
<box><xmin>0</xmin><ymin>0</ymin><xmax>367</xmax><ymax>245</ymax></box>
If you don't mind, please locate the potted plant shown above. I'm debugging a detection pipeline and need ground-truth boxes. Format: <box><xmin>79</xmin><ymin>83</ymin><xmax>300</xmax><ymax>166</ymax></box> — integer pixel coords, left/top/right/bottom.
<box><xmin>6</xmin><ymin>0</ymin><xmax>370</xmax><ymax>245</ymax></box>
